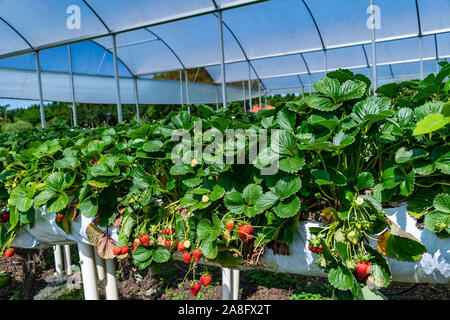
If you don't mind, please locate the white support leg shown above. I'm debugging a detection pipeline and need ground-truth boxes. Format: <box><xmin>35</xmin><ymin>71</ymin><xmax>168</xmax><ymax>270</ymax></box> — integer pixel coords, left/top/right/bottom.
<box><xmin>53</xmin><ymin>245</ymin><xmax>64</xmax><ymax>275</ymax></box>
<box><xmin>63</xmin><ymin>245</ymin><xmax>72</xmax><ymax>275</ymax></box>
<box><xmin>93</xmin><ymin>249</ymin><xmax>106</xmax><ymax>281</ymax></box>
<box><xmin>232</xmin><ymin>269</ymin><xmax>240</xmax><ymax>300</ymax></box>
<box><xmin>222</xmin><ymin>268</ymin><xmax>232</xmax><ymax>300</ymax></box>
<box><xmin>104</xmin><ymin>259</ymin><xmax>119</xmax><ymax>300</ymax></box>
<box><xmin>77</xmin><ymin>243</ymin><xmax>99</xmax><ymax>300</ymax></box>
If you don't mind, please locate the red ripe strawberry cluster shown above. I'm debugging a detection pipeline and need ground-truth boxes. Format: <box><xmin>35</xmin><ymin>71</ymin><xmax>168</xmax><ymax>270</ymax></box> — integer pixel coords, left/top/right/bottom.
<box><xmin>190</xmin><ymin>273</ymin><xmax>212</xmax><ymax>297</ymax></box>
<box><xmin>162</xmin><ymin>226</ymin><xmax>176</xmax><ymax>249</ymax></box>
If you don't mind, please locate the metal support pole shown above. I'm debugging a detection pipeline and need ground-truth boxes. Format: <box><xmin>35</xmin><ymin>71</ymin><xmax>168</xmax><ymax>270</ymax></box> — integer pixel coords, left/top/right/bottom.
<box><xmin>64</xmin><ymin>245</ymin><xmax>72</xmax><ymax>276</ymax></box>
<box><xmin>370</xmin><ymin>0</ymin><xmax>377</xmax><ymax>91</ymax></box>
<box><xmin>419</xmin><ymin>36</ymin><xmax>423</xmax><ymax>80</ymax></box>
<box><xmin>308</xmin><ymin>73</ymin><xmax>312</xmax><ymax>95</ymax></box>
<box><xmin>179</xmin><ymin>70</ymin><xmax>184</xmax><ymax>107</ymax></box>
<box><xmin>264</xmin><ymin>91</ymin><xmax>268</xmax><ymax>107</ymax></box>
<box><xmin>93</xmin><ymin>249</ymin><xmax>106</xmax><ymax>281</ymax></box>
<box><xmin>105</xmin><ymin>259</ymin><xmax>119</xmax><ymax>300</ymax></box>
<box><xmin>218</xmin><ymin>10</ymin><xmax>227</xmax><ymax>109</ymax></box>
<box><xmin>248</xmin><ymin>63</ymin><xmax>252</xmax><ymax>112</ymax></box>
<box><xmin>242</xmin><ymin>81</ymin><xmax>246</xmax><ymax>113</ymax></box>
<box><xmin>133</xmin><ymin>76</ymin><xmax>140</xmax><ymax>124</ymax></box>
<box><xmin>77</xmin><ymin>244</ymin><xmax>99</xmax><ymax>300</ymax></box>
<box><xmin>112</xmin><ymin>34</ymin><xmax>123</xmax><ymax>123</ymax></box>
<box><xmin>184</xmin><ymin>70</ymin><xmax>190</xmax><ymax>115</ymax></box>
<box><xmin>222</xmin><ymin>268</ymin><xmax>232</xmax><ymax>300</ymax></box>
<box><xmin>258</xmin><ymin>81</ymin><xmax>262</xmax><ymax>111</ymax></box>
<box><xmin>215</xmin><ymin>85</ymin><xmax>219</xmax><ymax>110</ymax></box>
<box><xmin>53</xmin><ymin>245</ymin><xmax>64</xmax><ymax>275</ymax></box>
<box><xmin>68</xmin><ymin>45</ymin><xmax>78</xmax><ymax>126</ymax></box>
<box><xmin>34</xmin><ymin>51</ymin><xmax>46</xmax><ymax>129</ymax></box>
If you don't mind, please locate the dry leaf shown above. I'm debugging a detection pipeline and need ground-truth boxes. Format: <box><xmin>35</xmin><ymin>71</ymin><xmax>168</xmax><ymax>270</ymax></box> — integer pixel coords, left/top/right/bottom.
<box><xmin>97</xmin><ymin>232</ymin><xmax>116</xmax><ymax>260</ymax></box>
<box><xmin>377</xmin><ymin>229</ymin><xmax>389</xmax><ymax>255</ymax></box>
<box><xmin>86</xmin><ymin>223</ymin><xmax>103</xmax><ymax>246</ymax></box>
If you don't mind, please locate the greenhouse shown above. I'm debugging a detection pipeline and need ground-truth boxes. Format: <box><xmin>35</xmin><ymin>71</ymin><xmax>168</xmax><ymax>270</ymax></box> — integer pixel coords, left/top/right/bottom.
<box><xmin>0</xmin><ymin>0</ymin><xmax>449</xmax><ymax>302</ymax></box>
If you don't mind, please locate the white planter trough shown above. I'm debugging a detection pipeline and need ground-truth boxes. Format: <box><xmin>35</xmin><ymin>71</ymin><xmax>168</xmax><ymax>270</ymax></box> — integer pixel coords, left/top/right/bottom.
<box><xmin>10</xmin><ymin>203</ymin><xmax>450</xmax><ymax>299</ymax></box>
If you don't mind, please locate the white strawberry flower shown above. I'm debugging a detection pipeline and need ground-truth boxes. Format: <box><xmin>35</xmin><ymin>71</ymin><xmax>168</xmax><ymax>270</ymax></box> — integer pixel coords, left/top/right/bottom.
<box><xmin>355</xmin><ymin>197</ymin><xmax>364</xmax><ymax>205</ymax></box>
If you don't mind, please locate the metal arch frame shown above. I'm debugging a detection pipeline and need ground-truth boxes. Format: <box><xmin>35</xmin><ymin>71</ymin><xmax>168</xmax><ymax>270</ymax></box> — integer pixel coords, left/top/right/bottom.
<box><xmin>388</xmin><ymin>64</ymin><xmax>395</xmax><ymax>79</ymax></box>
<box><xmin>144</xmin><ymin>28</ymin><xmax>186</xmax><ymax>70</ymax></box>
<box><xmin>0</xmin><ymin>1</ymin><xmax>270</xmax><ymax>60</ymax></box>
<box><xmin>81</xmin><ymin>0</ymin><xmax>111</xmax><ymax>33</ymax></box>
<box><xmin>89</xmin><ymin>40</ymin><xmax>135</xmax><ymax>77</ymax></box>
<box><xmin>211</xmin><ymin>12</ymin><xmax>267</xmax><ymax>92</ymax></box>
<box><xmin>0</xmin><ymin>16</ymin><xmax>34</xmax><ymax>50</ymax></box>
<box><xmin>300</xmin><ymin>0</ymin><xmax>326</xmax><ymax>50</ymax></box>
<box><xmin>131</xmin><ymin>30</ymin><xmax>450</xmax><ymax>77</ymax></box>
<box><xmin>298</xmin><ymin>53</ymin><xmax>312</xmax><ymax>94</ymax></box>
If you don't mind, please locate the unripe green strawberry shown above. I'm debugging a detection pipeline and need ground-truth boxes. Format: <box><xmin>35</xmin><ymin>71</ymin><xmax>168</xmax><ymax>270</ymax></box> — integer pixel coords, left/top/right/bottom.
<box><xmin>183</xmin><ymin>240</ymin><xmax>191</xmax><ymax>249</ymax></box>
<box><xmin>201</xmin><ymin>195</ymin><xmax>210</xmax><ymax>203</ymax></box>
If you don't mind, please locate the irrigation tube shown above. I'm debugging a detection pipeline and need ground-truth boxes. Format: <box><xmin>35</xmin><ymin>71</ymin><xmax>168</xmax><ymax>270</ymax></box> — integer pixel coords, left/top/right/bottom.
<box><xmin>77</xmin><ymin>243</ymin><xmax>99</xmax><ymax>300</ymax></box>
<box><xmin>68</xmin><ymin>44</ymin><xmax>78</xmax><ymax>127</ymax></box>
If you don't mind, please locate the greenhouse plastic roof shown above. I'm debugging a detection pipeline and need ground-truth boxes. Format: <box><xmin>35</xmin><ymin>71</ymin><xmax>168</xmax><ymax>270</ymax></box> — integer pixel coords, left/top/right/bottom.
<box><xmin>0</xmin><ymin>0</ymin><xmax>449</xmax><ymax>102</ymax></box>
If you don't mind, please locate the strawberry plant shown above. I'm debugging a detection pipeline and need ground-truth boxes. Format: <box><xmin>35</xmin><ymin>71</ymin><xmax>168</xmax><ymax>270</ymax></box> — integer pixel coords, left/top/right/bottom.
<box><xmin>0</xmin><ymin>64</ymin><xmax>448</xmax><ymax>299</ymax></box>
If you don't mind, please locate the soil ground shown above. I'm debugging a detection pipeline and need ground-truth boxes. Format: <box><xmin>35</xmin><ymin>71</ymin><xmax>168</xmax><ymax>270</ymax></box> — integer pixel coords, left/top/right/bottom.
<box><xmin>0</xmin><ymin>248</ymin><xmax>448</xmax><ymax>300</ymax></box>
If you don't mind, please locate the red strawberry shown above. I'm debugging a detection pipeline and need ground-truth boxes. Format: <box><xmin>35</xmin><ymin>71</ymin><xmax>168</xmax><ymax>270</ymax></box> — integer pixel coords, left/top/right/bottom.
<box><xmin>200</xmin><ymin>273</ymin><xmax>212</xmax><ymax>287</ymax></box>
<box><xmin>164</xmin><ymin>239</ymin><xmax>175</xmax><ymax>249</ymax></box>
<box><xmin>190</xmin><ymin>281</ymin><xmax>201</xmax><ymax>297</ymax></box>
<box><xmin>113</xmin><ymin>246</ymin><xmax>121</xmax><ymax>255</ymax></box>
<box><xmin>131</xmin><ymin>245</ymin><xmax>137</xmax><ymax>253</ymax></box>
<box><xmin>238</xmin><ymin>224</ymin><xmax>253</xmax><ymax>243</ymax></box>
<box><xmin>192</xmin><ymin>248</ymin><xmax>203</xmax><ymax>262</ymax></box>
<box><xmin>120</xmin><ymin>246</ymin><xmax>129</xmax><ymax>255</ymax></box>
<box><xmin>5</xmin><ymin>248</ymin><xmax>14</xmax><ymax>258</ymax></box>
<box><xmin>356</xmin><ymin>261</ymin><xmax>372</xmax><ymax>281</ymax></box>
<box><xmin>177</xmin><ymin>241</ymin><xmax>186</xmax><ymax>252</ymax></box>
<box><xmin>182</xmin><ymin>251</ymin><xmax>192</xmax><ymax>264</ymax></box>
<box><xmin>139</xmin><ymin>234</ymin><xmax>150</xmax><ymax>246</ymax></box>
<box><xmin>308</xmin><ymin>245</ymin><xmax>322</xmax><ymax>254</ymax></box>
<box><xmin>225</xmin><ymin>220</ymin><xmax>235</xmax><ymax>232</ymax></box>
<box><xmin>55</xmin><ymin>213</ymin><xmax>65</xmax><ymax>222</ymax></box>
<box><xmin>1</xmin><ymin>213</ymin><xmax>10</xmax><ymax>223</ymax></box>
<box><xmin>133</xmin><ymin>238</ymin><xmax>141</xmax><ymax>247</ymax></box>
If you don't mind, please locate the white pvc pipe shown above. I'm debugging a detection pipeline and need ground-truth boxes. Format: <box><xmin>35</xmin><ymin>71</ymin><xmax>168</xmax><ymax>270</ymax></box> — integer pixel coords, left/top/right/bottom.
<box><xmin>105</xmin><ymin>259</ymin><xmax>119</xmax><ymax>300</ymax></box>
<box><xmin>93</xmin><ymin>249</ymin><xmax>106</xmax><ymax>281</ymax></box>
<box><xmin>232</xmin><ymin>269</ymin><xmax>240</xmax><ymax>300</ymax></box>
<box><xmin>77</xmin><ymin>243</ymin><xmax>99</xmax><ymax>300</ymax></box>
<box><xmin>63</xmin><ymin>245</ymin><xmax>72</xmax><ymax>275</ymax></box>
<box><xmin>370</xmin><ymin>0</ymin><xmax>377</xmax><ymax>91</ymax></box>
<box><xmin>53</xmin><ymin>245</ymin><xmax>64</xmax><ymax>275</ymax></box>
<box><xmin>222</xmin><ymin>268</ymin><xmax>232</xmax><ymax>300</ymax></box>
